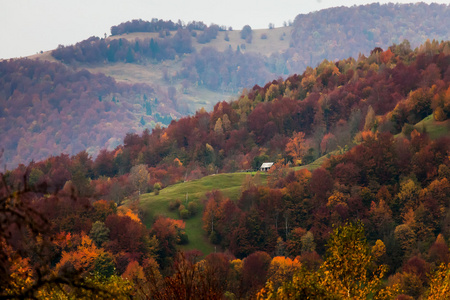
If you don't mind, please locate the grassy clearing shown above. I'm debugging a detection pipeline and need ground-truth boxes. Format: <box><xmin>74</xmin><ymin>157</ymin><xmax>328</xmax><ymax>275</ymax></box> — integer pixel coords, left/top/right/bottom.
<box><xmin>139</xmin><ymin>172</ymin><xmax>268</xmax><ymax>254</ymax></box>
<box><xmin>191</xmin><ymin>27</ymin><xmax>292</xmax><ymax>56</ymax></box>
<box><xmin>106</xmin><ymin>27</ymin><xmax>292</xmax><ymax>57</ymax></box>
<box><xmin>293</xmin><ymin>150</ymin><xmax>343</xmax><ymax>172</ymax></box>
<box><xmin>395</xmin><ymin>115</ymin><xmax>450</xmax><ymax>140</ymax></box>
<box><xmin>138</xmin><ymin>152</ymin><xmax>340</xmax><ymax>255</ymax></box>
<box><xmin>413</xmin><ymin>115</ymin><xmax>450</xmax><ymax>139</ymax></box>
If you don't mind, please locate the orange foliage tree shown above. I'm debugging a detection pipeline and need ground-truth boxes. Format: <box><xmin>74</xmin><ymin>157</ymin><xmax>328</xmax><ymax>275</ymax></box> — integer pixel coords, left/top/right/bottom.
<box><xmin>285</xmin><ymin>131</ymin><xmax>307</xmax><ymax>165</ymax></box>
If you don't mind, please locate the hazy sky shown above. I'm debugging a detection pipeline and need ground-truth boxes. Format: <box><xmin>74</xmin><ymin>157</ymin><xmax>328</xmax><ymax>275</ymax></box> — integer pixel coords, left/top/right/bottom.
<box><xmin>1</xmin><ymin>0</ymin><xmax>449</xmax><ymax>59</ymax></box>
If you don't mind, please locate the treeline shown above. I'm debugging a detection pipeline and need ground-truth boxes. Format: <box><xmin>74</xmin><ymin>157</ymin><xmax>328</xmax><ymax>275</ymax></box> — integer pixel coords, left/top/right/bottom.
<box><xmin>110</xmin><ymin>18</ymin><xmax>181</xmax><ymax>36</ymax></box>
<box><xmin>52</xmin><ymin>35</ymin><xmax>275</xmax><ymax>92</ymax></box>
<box><xmin>53</xmin><ymin>20</ymin><xmax>230</xmax><ymax>64</ymax></box>
<box><xmin>110</xmin><ymin>18</ymin><xmax>227</xmax><ymax>36</ymax></box>
<box><xmin>52</xmin><ymin>32</ymin><xmax>194</xmax><ymax>64</ymax></box>
<box><xmin>0</xmin><ymin>58</ymin><xmax>178</xmax><ymax>169</ymax></box>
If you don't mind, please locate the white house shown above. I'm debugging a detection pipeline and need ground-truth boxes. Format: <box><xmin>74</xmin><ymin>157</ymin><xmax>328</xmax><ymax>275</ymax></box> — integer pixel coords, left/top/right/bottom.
<box><xmin>260</xmin><ymin>162</ymin><xmax>274</xmax><ymax>172</ymax></box>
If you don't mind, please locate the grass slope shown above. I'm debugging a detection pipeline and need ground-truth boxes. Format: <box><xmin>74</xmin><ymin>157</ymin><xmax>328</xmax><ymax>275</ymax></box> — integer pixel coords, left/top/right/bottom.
<box><xmin>395</xmin><ymin>115</ymin><xmax>450</xmax><ymax>140</ymax></box>
<box><xmin>413</xmin><ymin>115</ymin><xmax>450</xmax><ymax>139</ymax></box>
<box><xmin>138</xmin><ymin>153</ymin><xmax>326</xmax><ymax>255</ymax></box>
<box><xmin>139</xmin><ymin>172</ymin><xmax>267</xmax><ymax>254</ymax></box>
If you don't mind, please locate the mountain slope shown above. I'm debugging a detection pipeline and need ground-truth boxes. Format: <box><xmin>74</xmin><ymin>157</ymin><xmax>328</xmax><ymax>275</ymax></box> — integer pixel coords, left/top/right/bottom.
<box><xmin>3</xmin><ymin>3</ymin><xmax>450</xmax><ymax>169</ymax></box>
<box><xmin>3</xmin><ymin>39</ymin><xmax>450</xmax><ymax>299</ymax></box>
<box><xmin>0</xmin><ymin>58</ymin><xmax>179</xmax><ymax>169</ymax></box>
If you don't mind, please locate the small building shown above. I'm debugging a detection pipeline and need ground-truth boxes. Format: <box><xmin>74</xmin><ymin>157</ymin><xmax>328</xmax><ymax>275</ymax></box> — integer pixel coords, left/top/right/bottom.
<box><xmin>260</xmin><ymin>162</ymin><xmax>274</xmax><ymax>172</ymax></box>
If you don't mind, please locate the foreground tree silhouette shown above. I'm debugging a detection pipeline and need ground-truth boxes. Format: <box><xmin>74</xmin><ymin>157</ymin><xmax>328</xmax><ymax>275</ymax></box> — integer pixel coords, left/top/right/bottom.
<box><xmin>136</xmin><ymin>252</ymin><xmax>223</xmax><ymax>300</ymax></box>
<box><xmin>0</xmin><ymin>169</ymin><xmax>131</xmax><ymax>299</ymax></box>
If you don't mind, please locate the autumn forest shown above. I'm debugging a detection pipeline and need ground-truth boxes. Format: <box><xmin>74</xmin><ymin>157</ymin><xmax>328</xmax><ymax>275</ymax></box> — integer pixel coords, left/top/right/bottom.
<box><xmin>2</xmin><ymin>3</ymin><xmax>450</xmax><ymax>299</ymax></box>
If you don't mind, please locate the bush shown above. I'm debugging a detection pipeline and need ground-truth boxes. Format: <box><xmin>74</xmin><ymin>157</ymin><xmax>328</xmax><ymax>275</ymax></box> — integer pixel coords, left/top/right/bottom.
<box><xmin>180</xmin><ymin>209</ymin><xmax>190</xmax><ymax>219</ymax></box>
<box><xmin>178</xmin><ymin>231</ymin><xmax>189</xmax><ymax>244</ymax></box>
<box><xmin>169</xmin><ymin>199</ymin><xmax>181</xmax><ymax>211</ymax></box>
<box><xmin>401</xmin><ymin>123</ymin><xmax>415</xmax><ymax>137</ymax></box>
<box><xmin>434</xmin><ymin>106</ymin><xmax>447</xmax><ymax>121</ymax></box>
<box><xmin>240</xmin><ymin>25</ymin><xmax>252</xmax><ymax>40</ymax></box>
<box><xmin>178</xmin><ymin>204</ymin><xmax>190</xmax><ymax>219</ymax></box>
<box><xmin>209</xmin><ymin>230</ymin><xmax>220</xmax><ymax>244</ymax></box>
<box><xmin>154</xmin><ymin>182</ymin><xmax>162</xmax><ymax>195</ymax></box>
<box><xmin>187</xmin><ymin>201</ymin><xmax>198</xmax><ymax>216</ymax></box>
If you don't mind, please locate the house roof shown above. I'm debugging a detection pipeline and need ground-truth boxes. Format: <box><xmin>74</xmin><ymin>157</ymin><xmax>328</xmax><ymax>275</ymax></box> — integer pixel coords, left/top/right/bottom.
<box><xmin>260</xmin><ymin>162</ymin><xmax>274</xmax><ymax>169</ymax></box>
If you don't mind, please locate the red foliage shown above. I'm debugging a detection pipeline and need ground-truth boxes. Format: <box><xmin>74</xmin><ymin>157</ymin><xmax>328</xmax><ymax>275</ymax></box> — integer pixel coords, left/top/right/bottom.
<box><xmin>105</xmin><ymin>214</ymin><xmax>149</xmax><ymax>260</ymax></box>
<box><xmin>402</xmin><ymin>256</ymin><xmax>430</xmax><ymax>282</ymax></box>
<box><xmin>242</xmin><ymin>251</ymin><xmax>271</xmax><ymax>296</ymax></box>
<box><xmin>310</xmin><ymin>168</ymin><xmax>333</xmax><ymax>206</ymax></box>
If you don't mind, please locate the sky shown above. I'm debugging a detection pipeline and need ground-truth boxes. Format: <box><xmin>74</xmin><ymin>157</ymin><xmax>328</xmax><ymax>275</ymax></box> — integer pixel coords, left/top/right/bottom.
<box><xmin>1</xmin><ymin>0</ymin><xmax>449</xmax><ymax>59</ymax></box>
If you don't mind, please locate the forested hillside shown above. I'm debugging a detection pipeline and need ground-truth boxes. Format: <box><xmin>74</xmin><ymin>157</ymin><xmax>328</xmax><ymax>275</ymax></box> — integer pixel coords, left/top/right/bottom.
<box><xmin>2</xmin><ymin>39</ymin><xmax>450</xmax><ymax>298</ymax></box>
<box><xmin>0</xmin><ymin>59</ymin><xmax>178</xmax><ymax>169</ymax></box>
<box><xmin>2</xmin><ymin>3</ymin><xmax>449</xmax><ymax>170</ymax></box>
<box><xmin>289</xmin><ymin>2</ymin><xmax>450</xmax><ymax>70</ymax></box>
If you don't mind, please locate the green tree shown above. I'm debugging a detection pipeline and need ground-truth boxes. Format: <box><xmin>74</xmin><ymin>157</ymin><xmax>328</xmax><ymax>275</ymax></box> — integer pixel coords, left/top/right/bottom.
<box><xmin>153</xmin><ymin>182</ymin><xmax>162</xmax><ymax>195</ymax></box>
<box><xmin>129</xmin><ymin>164</ymin><xmax>150</xmax><ymax>196</ymax></box>
<box><xmin>94</xmin><ymin>252</ymin><xmax>116</xmax><ymax>278</ymax></box>
<box><xmin>301</xmin><ymin>231</ymin><xmax>316</xmax><ymax>254</ymax></box>
<box><xmin>240</xmin><ymin>25</ymin><xmax>253</xmax><ymax>42</ymax></box>
<box><xmin>394</xmin><ymin>224</ymin><xmax>416</xmax><ymax>255</ymax></box>
<box><xmin>126</xmin><ymin>47</ymin><xmax>134</xmax><ymax>63</ymax></box>
<box><xmin>89</xmin><ymin>221</ymin><xmax>110</xmax><ymax>247</ymax></box>
<box><xmin>28</xmin><ymin>168</ymin><xmax>44</xmax><ymax>187</ymax></box>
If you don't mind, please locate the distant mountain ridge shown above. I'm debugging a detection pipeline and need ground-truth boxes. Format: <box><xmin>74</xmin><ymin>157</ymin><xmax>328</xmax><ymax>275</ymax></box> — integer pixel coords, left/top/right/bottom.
<box><xmin>290</xmin><ymin>2</ymin><xmax>450</xmax><ymax>70</ymax></box>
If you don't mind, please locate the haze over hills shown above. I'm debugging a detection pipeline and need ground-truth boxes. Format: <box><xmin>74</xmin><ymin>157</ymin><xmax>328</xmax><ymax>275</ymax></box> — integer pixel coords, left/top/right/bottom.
<box><xmin>1</xmin><ymin>2</ymin><xmax>449</xmax><ymax>169</ymax></box>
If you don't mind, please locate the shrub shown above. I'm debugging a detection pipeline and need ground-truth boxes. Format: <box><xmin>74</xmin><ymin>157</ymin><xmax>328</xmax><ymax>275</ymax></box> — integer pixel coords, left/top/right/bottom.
<box><xmin>187</xmin><ymin>201</ymin><xmax>198</xmax><ymax>216</ymax></box>
<box><xmin>169</xmin><ymin>199</ymin><xmax>181</xmax><ymax>211</ymax></box>
<box><xmin>180</xmin><ymin>209</ymin><xmax>190</xmax><ymax>220</ymax></box>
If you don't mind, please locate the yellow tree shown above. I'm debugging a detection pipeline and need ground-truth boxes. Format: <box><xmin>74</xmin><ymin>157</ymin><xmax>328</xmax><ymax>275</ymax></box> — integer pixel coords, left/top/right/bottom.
<box><xmin>320</xmin><ymin>222</ymin><xmax>387</xmax><ymax>299</ymax></box>
<box><xmin>257</xmin><ymin>224</ymin><xmax>398</xmax><ymax>300</ymax></box>
<box><xmin>285</xmin><ymin>131</ymin><xmax>307</xmax><ymax>165</ymax></box>
<box><xmin>257</xmin><ymin>267</ymin><xmax>334</xmax><ymax>300</ymax></box>
<box><xmin>265</xmin><ymin>256</ymin><xmax>302</xmax><ymax>292</ymax></box>
<box><xmin>214</xmin><ymin>118</ymin><xmax>224</xmax><ymax>136</ymax></box>
<box><xmin>425</xmin><ymin>263</ymin><xmax>450</xmax><ymax>299</ymax></box>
